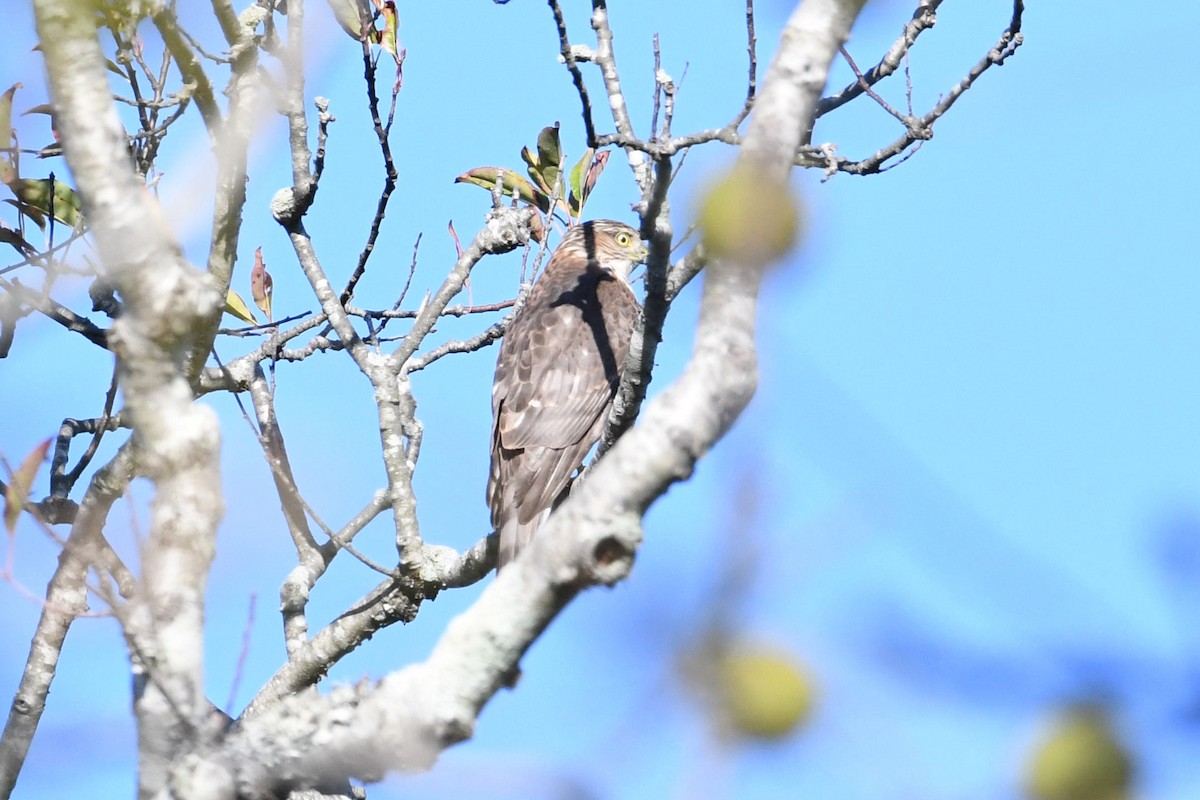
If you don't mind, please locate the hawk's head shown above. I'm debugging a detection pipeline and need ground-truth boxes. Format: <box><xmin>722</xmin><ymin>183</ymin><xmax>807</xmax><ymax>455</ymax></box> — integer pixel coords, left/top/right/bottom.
<box><xmin>560</xmin><ymin>219</ymin><xmax>648</xmax><ymax>282</ymax></box>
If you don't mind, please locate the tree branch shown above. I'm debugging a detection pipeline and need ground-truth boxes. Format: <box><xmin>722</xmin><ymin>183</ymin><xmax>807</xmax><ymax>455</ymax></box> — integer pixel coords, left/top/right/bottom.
<box><xmin>0</xmin><ymin>446</ymin><xmax>136</xmax><ymax>799</ymax></box>
<box><xmin>33</xmin><ymin>2</ymin><xmax>226</xmax><ymax>795</ymax></box>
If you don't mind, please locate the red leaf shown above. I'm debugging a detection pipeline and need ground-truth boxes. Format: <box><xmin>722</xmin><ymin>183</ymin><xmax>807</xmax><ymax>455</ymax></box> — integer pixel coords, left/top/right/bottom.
<box><xmin>250</xmin><ymin>246</ymin><xmax>273</xmax><ymax>321</ymax></box>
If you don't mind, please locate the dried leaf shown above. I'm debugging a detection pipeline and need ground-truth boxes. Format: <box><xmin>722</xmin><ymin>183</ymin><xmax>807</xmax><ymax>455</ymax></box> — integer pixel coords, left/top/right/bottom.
<box><xmin>4</xmin><ymin>439</ymin><xmax>50</xmax><ymax>534</ymax></box>
<box><xmin>528</xmin><ymin>211</ymin><xmax>546</xmax><ymax>244</ymax></box>
<box><xmin>23</xmin><ymin>104</ymin><xmax>60</xmax><ymax>145</ymax></box>
<box><xmin>250</xmin><ymin>247</ymin><xmax>273</xmax><ymax>321</ymax></box>
<box><xmin>0</xmin><ymin>222</ymin><xmax>35</xmax><ymax>257</ymax></box>
<box><xmin>447</xmin><ymin>220</ymin><xmax>463</xmax><ymax>259</ymax></box>
<box><xmin>0</xmin><ymin>83</ymin><xmax>20</xmax><ymax>158</ymax></box>
<box><xmin>584</xmin><ymin>150</ymin><xmax>610</xmax><ymax>199</ymax></box>
<box><xmin>224</xmin><ymin>289</ymin><xmax>258</xmax><ymax>324</ymax></box>
<box><xmin>375</xmin><ymin>1</ymin><xmax>402</xmax><ymax>64</ymax></box>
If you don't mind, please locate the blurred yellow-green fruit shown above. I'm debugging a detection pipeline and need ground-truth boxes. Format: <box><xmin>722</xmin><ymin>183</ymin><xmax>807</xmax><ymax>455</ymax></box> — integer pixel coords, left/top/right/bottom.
<box><xmin>715</xmin><ymin>645</ymin><xmax>816</xmax><ymax>740</ymax></box>
<box><xmin>696</xmin><ymin>163</ymin><xmax>801</xmax><ymax>264</ymax></box>
<box><xmin>1025</xmin><ymin>706</ymin><xmax>1133</xmax><ymax>800</ymax></box>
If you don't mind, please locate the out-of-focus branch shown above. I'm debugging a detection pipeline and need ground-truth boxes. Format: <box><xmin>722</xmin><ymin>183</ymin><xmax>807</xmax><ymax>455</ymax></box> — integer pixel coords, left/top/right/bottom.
<box><xmin>0</xmin><ymin>276</ymin><xmax>109</xmax><ymax>349</ymax></box>
<box><xmin>151</xmin><ymin>6</ymin><xmax>222</xmax><ymax>132</ymax></box>
<box><xmin>0</xmin><ymin>446</ymin><xmax>135</xmax><ymax>799</ymax></box>
<box><xmin>48</xmin><ymin>410</ymin><xmax>127</xmax><ymax>502</ymax></box>
<box><xmin>33</xmin><ymin>2</ymin><xmax>225</xmax><ymax>797</ymax></box>
<box><xmin>184</xmin><ymin>5</ymin><xmax>269</xmax><ymax>383</ymax></box>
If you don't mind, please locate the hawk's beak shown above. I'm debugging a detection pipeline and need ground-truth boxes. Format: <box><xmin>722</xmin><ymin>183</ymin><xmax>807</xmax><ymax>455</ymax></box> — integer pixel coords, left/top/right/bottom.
<box><xmin>638</xmin><ymin>243</ymin><xmax>649</xmax><ymax>263</ymax></box>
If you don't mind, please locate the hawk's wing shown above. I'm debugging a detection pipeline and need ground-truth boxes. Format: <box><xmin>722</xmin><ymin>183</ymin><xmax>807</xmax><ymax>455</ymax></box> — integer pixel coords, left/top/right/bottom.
<box><xmin>489</xmin><ymin>268</ymin><xmax>638</xmax><ymax>529</ymax></box>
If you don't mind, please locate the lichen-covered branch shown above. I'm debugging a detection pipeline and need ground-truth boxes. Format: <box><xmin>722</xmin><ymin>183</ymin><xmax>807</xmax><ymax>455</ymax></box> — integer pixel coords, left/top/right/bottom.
<box><xmin>33</xmin><ymin>2</ymin><xmax>225</xmax><ymax>796</ymax></box>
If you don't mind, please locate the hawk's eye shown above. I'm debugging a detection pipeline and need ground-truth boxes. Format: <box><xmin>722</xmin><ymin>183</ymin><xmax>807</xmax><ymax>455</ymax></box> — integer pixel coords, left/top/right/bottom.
<box><xmin>615</xmin><ymin>231</ymin><xmax>633</xmax><ymax>247</ymax></box>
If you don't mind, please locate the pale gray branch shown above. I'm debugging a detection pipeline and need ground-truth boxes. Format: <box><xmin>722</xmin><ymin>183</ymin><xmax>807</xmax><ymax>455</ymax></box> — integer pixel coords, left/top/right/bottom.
<box><xmin>34</xmin><ymin>2</ymin><xmax>227</xmax><ymax>796</ymax></box>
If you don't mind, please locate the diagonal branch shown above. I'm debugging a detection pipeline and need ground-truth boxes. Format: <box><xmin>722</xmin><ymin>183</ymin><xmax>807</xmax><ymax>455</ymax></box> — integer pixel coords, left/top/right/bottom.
<box><xmin>0</xmin><ymin>446</ymin><xmax>136</xmax><ymax>799</ymax></box>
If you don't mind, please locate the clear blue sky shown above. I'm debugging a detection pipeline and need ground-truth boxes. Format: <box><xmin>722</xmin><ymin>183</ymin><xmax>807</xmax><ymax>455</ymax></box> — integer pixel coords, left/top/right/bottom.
<box><xmin>1</xmin><ymin>1</ymin><xmax>1198</xmax><ymax>799</ymax></box>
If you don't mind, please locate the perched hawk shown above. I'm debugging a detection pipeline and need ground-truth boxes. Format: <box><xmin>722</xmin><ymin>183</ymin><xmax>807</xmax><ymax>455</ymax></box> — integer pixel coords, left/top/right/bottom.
<box><xmin>487</xmin><ymin>219</ymin><xmax>646</xmax><ymax>569</ymax></box>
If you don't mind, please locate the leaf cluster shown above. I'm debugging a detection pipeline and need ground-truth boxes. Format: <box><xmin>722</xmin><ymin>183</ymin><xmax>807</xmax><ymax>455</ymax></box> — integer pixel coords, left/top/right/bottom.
<box><xmin>456</xmin><ymin>123</ymin><xmax>610</xmax><ymax>229</ymax></box>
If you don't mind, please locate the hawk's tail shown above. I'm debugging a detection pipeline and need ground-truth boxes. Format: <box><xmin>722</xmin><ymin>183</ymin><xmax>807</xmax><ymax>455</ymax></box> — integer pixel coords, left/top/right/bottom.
<box><xmin>497</xmin><ymin>516</ymin><xmax>542</xmax><ymax>571</ymax></box>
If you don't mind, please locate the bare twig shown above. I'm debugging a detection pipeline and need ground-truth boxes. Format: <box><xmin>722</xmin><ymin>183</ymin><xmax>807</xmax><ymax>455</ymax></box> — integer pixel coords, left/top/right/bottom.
<box><xmin>225</xmin><ymin>593</ymin><xmax>257</xmax><ymax>712</ymax></box>
<box><xmin>548</xmin><ymin>0</ymin><xmax>598</xmax><ymax>147</ymax></box>
<box><xmin>820</xmin><ymin>0</ymin><xmax>1025</xmax><ymax>175</ymax></box>
<box><xmin>840</xmin><ymin>44</ymin><xmax>909</xmax><ymax>125</ymax></box>
<box><xmin>339</xmin><ymin>41</ymin><xmax>402</xmax><ymax>306</ymax></box>
<box><xmin>816</xmin><ymin>0</ymin><xmax>943</xmax><ymax>118</ymax></box>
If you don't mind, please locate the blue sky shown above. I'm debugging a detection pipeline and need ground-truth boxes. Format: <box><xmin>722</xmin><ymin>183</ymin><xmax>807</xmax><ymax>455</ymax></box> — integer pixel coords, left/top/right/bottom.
<box><xmin>2</xmin><ymin>1</ymin><xmax>1198</xmax><ymax>798</ymax></box>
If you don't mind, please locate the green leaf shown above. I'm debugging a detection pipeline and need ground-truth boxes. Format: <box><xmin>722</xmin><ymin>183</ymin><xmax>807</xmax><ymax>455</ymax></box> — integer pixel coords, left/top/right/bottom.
<box><xmin>0</xmin><ymin>83</ymin><xmax>20</xmax><ymax>159</ymax></box>
<box><xmin>8</xmin><ymin>177</ymin><xmax>83</xmax><ymax>229</ymax></box>
<box><xmin>535</xmin><ymin>124</ymin><xmax>563</xmax><ymax>198</ymax></box>
<box><xmin>520</xmin><ymin>145</ymin><xmax>539</xmax><ymax>171</ymax></box>
<box><xmin>224</xmin><ymin>289</ymin><xmax>258</xmax><ymax>324</ymax></box>
<box><xmin>455</xmin><ymin>167</ymin><xmax>549</xmax><ymax>212</ymax></box>
<box><xmin>3</xmin><ymin>198</ymin><xmax>43</xmax><ymax>230</ymax></box>
<box><xmin>568</xmin><ymin>147</ymin><xmax>594</xmax><ymax>218</ymax></box>
<box><xmin>326</xmin><ymin>0</ymin><xmax>374</xmax><ymax>40</ymax></box>
<box><xmin>521</xmin><ymin>145</ymin><xmax>543</xmax><ymax>190</ymax></box>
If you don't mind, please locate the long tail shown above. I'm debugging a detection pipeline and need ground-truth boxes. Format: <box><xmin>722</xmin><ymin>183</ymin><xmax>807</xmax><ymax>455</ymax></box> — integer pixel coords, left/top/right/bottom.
<box><xmin>497</xmin><ymin>516</ymin><xmax>542</xmax><ymax>571</ymax></box>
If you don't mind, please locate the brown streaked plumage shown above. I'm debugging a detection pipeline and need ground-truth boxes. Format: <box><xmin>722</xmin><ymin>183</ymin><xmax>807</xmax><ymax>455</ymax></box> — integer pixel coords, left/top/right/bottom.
<box><xmin>487</xmin><ymin>219</ymin><xmax>646</xmax><ymax>569</ymax></box>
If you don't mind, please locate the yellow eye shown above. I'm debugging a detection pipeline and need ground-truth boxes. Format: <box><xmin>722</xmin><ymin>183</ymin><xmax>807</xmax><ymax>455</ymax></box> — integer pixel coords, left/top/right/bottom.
<box><xmin>615</xmin><ymin>231</ymin><xmax>633</xmax><ymax>247</ymax></box>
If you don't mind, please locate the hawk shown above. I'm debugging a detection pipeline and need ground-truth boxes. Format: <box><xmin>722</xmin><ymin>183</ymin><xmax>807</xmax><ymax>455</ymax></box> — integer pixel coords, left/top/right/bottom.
<box><xmin>488</xmin><ymin>219</ymin><xmax>646</xmax><ymax>569</ymax></box>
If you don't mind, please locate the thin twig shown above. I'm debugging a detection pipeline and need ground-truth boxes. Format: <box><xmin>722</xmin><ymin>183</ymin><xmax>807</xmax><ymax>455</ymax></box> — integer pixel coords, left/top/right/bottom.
<box><xmin>547</xmin><ymin>0</ymin><xmax>598</xmax><ymax>147</ymax></box>
<box><xmin>815</xmin><ymin>0</ymin><xmax>944</xmax><ymax>119</ymax></box>
<box><xmin>61</xmin><ymin>364</ymin><xmax>121</xmax><ymax>491</ymax></box>
<box><xmin>339</xmin><ymin>41</ymin><xmax>401</xmax><ymax>306</ymax></box>
<box><xmin>225</xmin><ymin>593</ymin><xmax>257</xmax><ymax>712</ymax></box>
